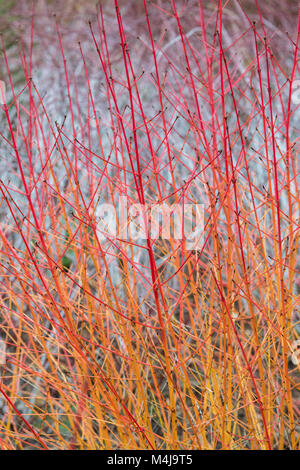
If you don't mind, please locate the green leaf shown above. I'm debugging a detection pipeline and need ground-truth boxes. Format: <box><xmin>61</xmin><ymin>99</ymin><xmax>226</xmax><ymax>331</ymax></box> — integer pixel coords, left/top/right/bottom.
<box><xmin>62</xmin><ymin>255</ymin><xmax>72</xmax><ymax>271</ymax></box>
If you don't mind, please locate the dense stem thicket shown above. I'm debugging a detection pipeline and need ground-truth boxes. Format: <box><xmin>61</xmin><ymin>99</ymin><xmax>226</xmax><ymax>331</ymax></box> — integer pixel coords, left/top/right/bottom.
<box><xmin>0</xmin><ymin>0</ymin><xmax>299</xmax><ymax>449</ymax></box>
